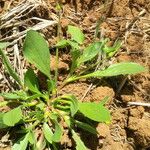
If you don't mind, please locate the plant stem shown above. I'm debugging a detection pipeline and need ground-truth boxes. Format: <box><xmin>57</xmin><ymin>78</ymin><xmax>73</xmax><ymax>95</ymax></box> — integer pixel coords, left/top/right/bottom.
<box><xmin>30</xmin><ymin>120</ymin><xmax>40</xmax><ymax>129</ymax></box>
<box><xmin>25</xmin><ymin>118</ymin><xmax>37</xmax><ymax>123</ymax></box>
<box><xmin>55</xmin><ymin>3</ymin><xmax>61</xmax><ymax>90</ymax></box>
<box><xmin>55</xmin><ymin>49</ymin><xmax>59</xmax><ymax>86</ymax></box>
<box><xmin>78</xmin><ymin>58</ymin><xmax>106</xmax><ymax>76</ymax></box>
<box><xmin>24</xmin><ymin>101</ymin><xmax>38</xmax><ymax>107</ymax></box>
<box><xmin>62</xmin><ymin>76</ymin><xmax>84</xmax><ymax>86</ymax></box>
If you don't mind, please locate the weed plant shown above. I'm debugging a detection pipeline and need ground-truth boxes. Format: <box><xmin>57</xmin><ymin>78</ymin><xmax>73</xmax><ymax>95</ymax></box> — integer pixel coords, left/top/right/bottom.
<box><xmin>0</xmin><ymin>25</ymin><xmax>146</xmax><ymax>150</ymax></box>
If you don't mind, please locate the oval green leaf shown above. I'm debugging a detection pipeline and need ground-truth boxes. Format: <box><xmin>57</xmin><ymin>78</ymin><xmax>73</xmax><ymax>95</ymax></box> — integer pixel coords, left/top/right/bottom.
<box><xmin>75</xmin><ymin>120</ymin><xmax>97</xmax><ymax>135</ymax></box>
<box><xmin>43</xmin><ymin>122</ymin><xmax>53</xmax><ymax>144</ymax></box>
<box><xmin>79</xmin><ymin>102</ymin><xmax>111</xmax><ymax>123</ymax></box>
<box><xmin>56</xmin><ymin>39</ymin><xmax>68</xmax><ymax>48</ymax></box>
<box><xmin>0</xmin><ymin>113</ymin><xmax>7</xmax><ymax>129</ymax></box>
<box><xmin>72</xmin><ymin>129</ymin><xmax>87</xmax><ymax>150</ymax></box>
<box><xmin>52</xmin><ymin>119</ymin><xmax>63</xmax><ymax>142</ymax></box>
<box><xmin>12</xmin><ymin>133</ymin><xmax>30</xmax><ymax>150</ymax></box>
<box><xmin>61</xmin><ymin>95</ymin><xmax>79</xmax><ymax>117</ymax></box>
<box><xmin>102</xmin><ymin>40</ymin><xmax>121</xmax><ymax>54</ymax></box>
<box><xmin>77</xmin><ymin>42</ymin><xmax>102</xmax><ymax>66</ymax></box>
<box><xmin>24</xmin><ymin>68</ymin><xmax>40</xmax><ymax>94</ymax></box>
<box><xmin>28</xmin><ymin>131</ymin><xmax>35</xmax><ymax>144</ymax></box>
<box><xmin>3</xmin><ymin>107</ymin><xmax>22</xmax><ymax>126</ymax></box>
<box><xmin>68</xmin><ymin>25</ymin><xmax>84</xmax><ymax>44</ymax></box>
<box><xmin>83</xmin><ymin>62</ymin><xmax>146</xmax><ymax>78</ymax></box>
<box><xmin>23</xmin><ymin>30</ymin><xmax>50</xmax><ymax>79</ymax></box>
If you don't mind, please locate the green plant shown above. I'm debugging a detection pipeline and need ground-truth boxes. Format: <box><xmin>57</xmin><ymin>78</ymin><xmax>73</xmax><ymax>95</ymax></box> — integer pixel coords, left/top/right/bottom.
<box><xmin>0</xmin><ymin>26</ymin><xmax>146</xmax><ymax>150</ymax></box>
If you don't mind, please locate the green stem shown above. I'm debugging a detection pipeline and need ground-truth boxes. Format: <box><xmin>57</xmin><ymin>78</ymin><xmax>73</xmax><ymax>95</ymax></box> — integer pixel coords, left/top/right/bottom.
<box><xmin>29</xmin><ymin>120</ymin><xmax>40</xmax><ymax>130</ymax></box>
<box><xmin>23</xmin><ymin>101</ymin><xmax>38</xmax><ymax>107</ymax></box>
<box><xmin>55</xmin><ymin>47</ymin><xmax>59</xmax><ymax>86</ymax></box>
<box><xmin>55</xmin><ymin>3</ymin><xmax>61</xmax><ymax>89</ymax></box>
<box><xmin>25</xmin><ymin>118</ymin><xmax>37</xmax><ymax>123</ymax></box>
<box><xmin>53</xmin><ymin>99</ymin><xmax>72</xmax><ymax>104</ymax></box>
<box><xmin>63</xmin><ymin>72</ymin><xmax>101</xmax><ymax>85</ymax></box>
<box><xmin>54</xmin><ymin>105</ymin><xmax>70</xmax><ymax>110</ymax></box>
<box><xmin>60</xmin><ymin>76</ymin><xmax>84</xmax><ymax>88</ymax></box>
<box><xmin>78</xmin><ymin>60</ymin><xmax>101</xmax><ymax>76</ymax></box>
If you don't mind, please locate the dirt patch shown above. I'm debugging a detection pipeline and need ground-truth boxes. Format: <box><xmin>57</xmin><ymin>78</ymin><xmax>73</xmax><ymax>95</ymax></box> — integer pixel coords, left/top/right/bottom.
<box><xmin>86</xmin><ymin>86</ymin><xmax>115</xmax><ymax>103</ymax></box>
<box><xmin>50</xmin><ymin>55</ymin><xmax>69</xmax><ymax>72</ymax></box>
<box><xmin>128</xmin><ymin>117</ymin><xmax>150</xmax><ymax>148</ymax></box>
<box><xmin>60</xmin><ymin>82</ymin><xmax>89</xmax><ymax>100</ymax></box>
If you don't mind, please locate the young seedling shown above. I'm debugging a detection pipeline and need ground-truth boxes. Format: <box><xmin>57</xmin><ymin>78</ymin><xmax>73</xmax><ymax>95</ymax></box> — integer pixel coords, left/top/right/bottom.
<box><xmin>0</xmin><ymin>26</ymin><xmax>146</xmax><ymax>150</ymax></box>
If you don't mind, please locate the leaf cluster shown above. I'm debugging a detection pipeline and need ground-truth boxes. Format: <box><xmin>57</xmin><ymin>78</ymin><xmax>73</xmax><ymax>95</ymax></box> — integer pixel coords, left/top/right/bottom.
<box><xmin>0</xmin><ymin>26</ymin><xmax>146</xmax><ymax>150</ymax></box>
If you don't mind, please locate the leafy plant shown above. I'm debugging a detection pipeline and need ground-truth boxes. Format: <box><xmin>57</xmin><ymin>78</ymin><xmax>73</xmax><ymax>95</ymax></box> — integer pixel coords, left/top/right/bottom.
<box><xmin>0</xmin><ymin>26</ymin><xmax>146</xmax><ymax>150</ymax></box>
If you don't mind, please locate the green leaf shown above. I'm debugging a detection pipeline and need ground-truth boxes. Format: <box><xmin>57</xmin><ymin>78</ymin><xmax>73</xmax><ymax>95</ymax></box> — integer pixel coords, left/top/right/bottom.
<box><xmin>75</xmin><ymin>120</ymin><xmax>97</xmax><ymax>135</ymax></box>
<box><xmin>69</xmin><ymin>96</ymin><xmax>78</xmax><ymax>117</ymax></box>
<box><xmin>56</xmin><ymin>39</ymin><xmax>80</xmax><ymax>49</ymax></box>
<box><xmin>3</xmin><ymin>107</ymin><xmax>22</xmax><ymax>126</ymax></box>
<box><xmin>70</xmin><ymin>49</ymin><xmax>81</xmax><ymax>74</ymax></box>
<box><xmin>23</xmin><ymin>30</ymin><xmax>50</xmax><ymax>79</ymax></box>
<box><xmin>24</xmin><ymin>68</ymin><xmax>40</xmax><ymax>94</ymax></box>
<box><xmin>77</xmin><ymin>42</ymin><xmax>102</xmax><ymax>66</ymax></box>
<box><xmin>102</xmin><ymin>40</ymin><xmax>121</xmax><ymax>57</ymax></box>
<box><xmin>0</xmin><ymin>91</ymin><xmax>28</xmax><ymax>100</ymax></box>
<box><xmin>0</xmin><ymin>113</ymin><xmax>8</xmax><ymax>129</ymax></box>
<box><xmin>61</xmin><ymin>95</ymin><xmax>79</xmax><ymax>117</ymax></box>
<box><xmin>25</xmin><ymin>93</ymin><xmax>43</xmax><ymax>101</ymax></box>
<box><xmin>0</xmin><ymin>93</ymin><xmax>23</xmax><ymax>100</ymax></box>
<box><xmin>72</xmin><ymin>129</ymin><xmax>87</xmax><ymax>150</ymax></box>
<box><xmin>53</xmin><ymin>99</ymin><xmax>70</xmax><ymax>112</ymax></box>
<box><xmin>36</xmin><ymin>102</ymin><xmax>45</xmax><ymax>110</ymax></box>
<box><xmin>67</xmin><ymin>40</ymin><xmax>80</xmax><ymax>49</ymax></box>
<box><xmin>0</xmin><ymin>45</ymin><xmax>22</xmax><ymax>86</ymax></box>
<box><xmin>0</xmin><ymin>42</ymin><xmax>9</xmax><ymax>49</ymax></box>
<box><xmin>64</xmin><ymin>115</ymin><xmax>71</xmax><ymax>128</ymax></box>
<box><xmin>83</xmin><ymin>62</ymin><xmax>146</xmax><ymax>78</ymax></box>
<box><xmin>52</xmin><ymin>119</ymin><xmax>63</xmax><ymax>142</ymax></box>
<box><xmin>68</xmin><ymin>25</ymin><xmax>84</xmax><ymax>44</ymax></box>
<box><xmin>12</xmin><ymin>132</ymin><xmax>29</xmax><ymax>150</ymax></box>
<box><xmin>65</xmin><ymin>75</ymin><xmax>78</xmax><ymax>83</ymax></box>
<box><xmin>103</xmin><ymin>40</ymin><xmax>121</xmax><ymax>53</ymax></box>
<box><xmin>28</xmin><ymin>131</ymin><xmax>35</xmax><ymax>144</ymax></box>
<box><xmin>47</xmin><ymin>79</ymin><xmax>57</xmax><ymax>95</ymax></box>
<box><xmin>35</xmin><ymin>110</ymin><xmax>44</xmax><ymax>121</ymax></box>
<box><xmin>58</xmin><ymin>62</ymin><xmax>147</xmax><ymax>84</ymax></box>
<box><xmin>0</xmin><ymin>101</ymin><xmax>9</xmax><ymax>107</ymax></box>
<box><xmin>56</xmin><ymin>39</ymin><xmax>68</xmax><ymax>48</ymax></box>
<box><xmin>56</xmin><ymin>39</ymin><xmax>81</xmax><ymax>74</ymax></box>
<box><xmin>43</xmin><ymin>122</ymin><xmax>53</xmax><ymax>144</ymax></box>
<box><xmin>78</xmin><ymin>102</ymin><xmax>111</xmax><ymax>123</ymax></box>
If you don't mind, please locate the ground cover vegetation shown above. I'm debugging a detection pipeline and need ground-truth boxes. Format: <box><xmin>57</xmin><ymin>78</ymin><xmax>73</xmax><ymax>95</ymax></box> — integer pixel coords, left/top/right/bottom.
<box><xmin>0</xmin><ymin>23</ymin><xmax>146</xmax><ymax>150</ymax></box>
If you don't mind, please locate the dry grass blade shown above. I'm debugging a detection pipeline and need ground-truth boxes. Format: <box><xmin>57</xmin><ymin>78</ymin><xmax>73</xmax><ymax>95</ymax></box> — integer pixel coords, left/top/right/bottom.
<box><xmin>0</xmin><ymin>0</ymin><xmax>38</xmax><ymax>29</ymax></box>
<box><xmin>128</xmin><ymin>102</ymin><xmax>150</xmax><ymax>107</ymax></box>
